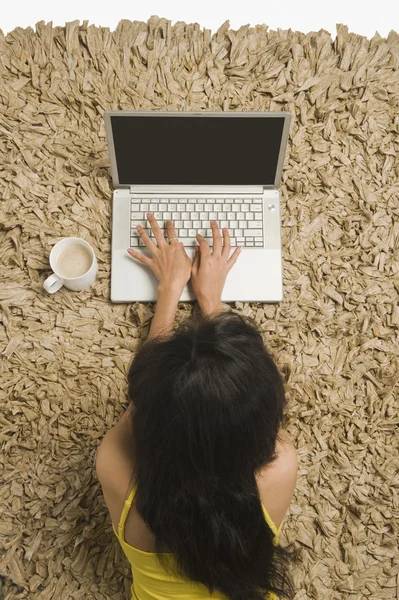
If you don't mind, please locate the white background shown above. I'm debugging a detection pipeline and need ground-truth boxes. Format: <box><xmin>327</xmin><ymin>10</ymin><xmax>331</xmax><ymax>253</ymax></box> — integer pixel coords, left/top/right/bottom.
<box><xmin>1</xmin><ymin>0</ymin><xmax>398</xmax><ymax>38</ymax></box>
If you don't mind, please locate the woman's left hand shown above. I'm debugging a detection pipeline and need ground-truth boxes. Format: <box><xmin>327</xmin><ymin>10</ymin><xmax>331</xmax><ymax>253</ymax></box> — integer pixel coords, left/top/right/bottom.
<box><xmin>127</xmin><ymin>213</ymin><xmax>192</xmax><ymax>294</ymax></box>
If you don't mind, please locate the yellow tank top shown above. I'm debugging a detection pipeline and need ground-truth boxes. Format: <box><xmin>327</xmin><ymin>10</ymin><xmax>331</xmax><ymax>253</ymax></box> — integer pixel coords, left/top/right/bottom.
<box><xmin>112</xmin><ymin>486</ymin><xmax>284</xmax><ymax>600</ymax></box>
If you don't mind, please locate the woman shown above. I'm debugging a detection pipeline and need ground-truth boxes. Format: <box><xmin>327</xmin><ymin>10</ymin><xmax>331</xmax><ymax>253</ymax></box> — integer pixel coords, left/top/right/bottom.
<box><xmin>96</xmin><ymin>215</ymin><xmax>298</xmax><ymax>600</ymax></box>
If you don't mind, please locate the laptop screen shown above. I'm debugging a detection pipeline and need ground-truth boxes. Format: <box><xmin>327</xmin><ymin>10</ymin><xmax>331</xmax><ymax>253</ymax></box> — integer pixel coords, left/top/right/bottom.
<box><xmin>108</xmin><ymin>114</ymin><xmax>288</xmax><ymax>187</ymax></box>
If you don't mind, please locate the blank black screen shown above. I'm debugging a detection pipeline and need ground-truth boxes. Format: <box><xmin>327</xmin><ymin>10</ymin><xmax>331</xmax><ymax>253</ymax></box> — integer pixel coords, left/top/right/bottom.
<box><xmin>111</xmin><ymin>115</ymin><xmax>285</xmax><ymax>185</ymax></box>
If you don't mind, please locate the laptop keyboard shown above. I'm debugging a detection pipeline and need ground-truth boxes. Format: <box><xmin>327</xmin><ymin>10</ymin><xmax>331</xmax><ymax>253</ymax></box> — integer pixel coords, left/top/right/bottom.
<box><xmin>130</xmin><ymin>197</ymin><xmax>264</xmax><ymax>248</ymax></box>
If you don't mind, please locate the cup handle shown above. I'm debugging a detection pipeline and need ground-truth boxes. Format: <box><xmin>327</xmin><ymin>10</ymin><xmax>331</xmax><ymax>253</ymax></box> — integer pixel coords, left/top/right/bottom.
<box><xmin>43</xmin><ymin>273</ymin><xmax>64</xmax><ymax>294</ymax></box>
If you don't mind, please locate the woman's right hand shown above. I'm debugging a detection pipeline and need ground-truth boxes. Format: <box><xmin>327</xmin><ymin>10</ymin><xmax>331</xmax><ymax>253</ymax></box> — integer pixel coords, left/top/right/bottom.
<box><xmin>191</xmin><ymin>221</ymin><xmax>242</xmax><ymax>314</ymax></box>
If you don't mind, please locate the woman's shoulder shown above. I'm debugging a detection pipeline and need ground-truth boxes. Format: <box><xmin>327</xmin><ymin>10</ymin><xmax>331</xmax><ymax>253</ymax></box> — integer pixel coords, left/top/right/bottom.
<box><xmin>256</xmin><ymin>429</ymin><xmax>298</xmax><ymax>531</ymax></box>
<box><xmin>96</xmin><ymin>416</ymin><xmax>136</xmax><ymax>502</ymax></box>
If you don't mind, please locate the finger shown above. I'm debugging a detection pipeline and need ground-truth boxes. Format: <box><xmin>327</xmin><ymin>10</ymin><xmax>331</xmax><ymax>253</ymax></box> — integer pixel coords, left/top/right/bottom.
<box><xmin>127</xmin><ymin>247</ymin><xmax>151</xmax><ymax>266</ymax></box>
<box><xmin>226</xmin><ymin>246</ymin><xmax>242</xmax><ymax>271</ymax></box>
<box><xmin>146</xmin><ymin>213</ymin><xmax>167</xmax><ymax>247</ymax></box>
<box><xmin>211</xmin><ymin>220</ymin><xmax>223</xmax><ymax>255</ymax></box>
<box><xmin>221</xmin><ymin>226</ymin><xmax>231</xmax><ymax>259</ymax></box>
<box><xmin>191</xmin><ymin>245</ymin><xmax>200</xmax><ymax>274</ymax></box>
<box><xmin>196</xmin><ymin>232</ymin><xmax>211</xmax><ymax>256</ymax></box>
<box><xmin>165</xmin><ymin>220</ymin><xmax>179</xmax><ymax>244</ymax></box>
<box><xmin>136</xmin><ymin>223</ymin><xmax>158</xmax><ymax>252</ymax></box>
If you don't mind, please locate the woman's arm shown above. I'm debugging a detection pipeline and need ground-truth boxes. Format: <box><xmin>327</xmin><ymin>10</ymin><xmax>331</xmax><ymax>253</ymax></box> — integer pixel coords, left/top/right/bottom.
<box><xmin>146</xmin><ymin>284</ymin><xmax>181</xmax><ymax>342</ymax></box>
<box><xmin>147</xmin><ymin>284</ymin><xmax>226</xmax><ymax>343</ymax></box>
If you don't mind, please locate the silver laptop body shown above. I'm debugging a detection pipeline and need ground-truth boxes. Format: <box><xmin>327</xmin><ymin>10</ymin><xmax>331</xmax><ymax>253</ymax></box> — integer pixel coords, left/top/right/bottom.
<box><xmin>104</xmin><ymin>111</ymin><xmax>291</xmax><ymax>303</ymax></box>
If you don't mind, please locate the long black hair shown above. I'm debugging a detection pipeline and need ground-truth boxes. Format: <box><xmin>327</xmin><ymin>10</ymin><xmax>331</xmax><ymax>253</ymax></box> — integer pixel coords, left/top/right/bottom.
<box><xmin>126</xmin><ymin>310</ymin><xmax>296</xmax><ymax>600</ymax></box>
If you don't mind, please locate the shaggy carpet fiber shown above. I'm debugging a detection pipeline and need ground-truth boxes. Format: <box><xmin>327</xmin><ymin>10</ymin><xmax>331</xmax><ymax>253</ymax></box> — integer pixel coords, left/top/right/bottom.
<box><xmin>0</xmin><ymin>15</ymin><xmax>398</xmax><ymax>600</ymax></box>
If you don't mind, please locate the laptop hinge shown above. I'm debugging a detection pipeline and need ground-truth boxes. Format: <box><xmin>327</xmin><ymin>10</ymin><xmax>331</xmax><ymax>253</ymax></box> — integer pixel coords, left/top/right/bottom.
<box><xmin>128</xmin><ymin>185</ymin><xmax>264</xmax><ymax>195</ymax></box>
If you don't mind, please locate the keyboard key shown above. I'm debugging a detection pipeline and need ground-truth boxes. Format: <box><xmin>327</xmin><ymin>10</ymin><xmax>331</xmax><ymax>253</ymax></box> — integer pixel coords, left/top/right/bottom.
<box><xmin>247</xmin><ymin>213</ymin><xmax>254</xmax><ymax>220</ymax></box>
<box><xmin>180</xmin><ymin>229</ymin><xmax>187</xmax><ymax>237</ymax></box>
<box><xmin>224</xmin><ymin>204</ymin><xmax>232</xmax><ymax>212</ymax></box>
<box><xmin>244</xmin><ymin>198</ymin><xmax>252</xmax><ymax>203</ymax></box>
<box><xmin>214</xmin><ymin>204</ymin><xmax>222</xmax><ymax>211</ymax></box>
<box><xmin>140</xmin><ymin>204</ymin><xmax>149</xmax><ymax>211</ymax></box>
<box><xmin>219</xmin><ymin>212</ymin><xmax>227</xmax><ymax>220</ymax></box>
<box><xmin>227</xmin><ymin>213</ymin><xmax>235</xmax><ymax>220</ymax></box>
<box><xmin>164</xmin><ymin>212</ymin><xmax>171</xmax><ymax>220</ymax></box>
<box><xmin>200</xmin><ymin>212</ymin><xmax>208</xmax><ymax>220</ymax></box>
<box><xmin>175</xmin><ymin>221</ymin><xmax>183</xmax><ymax>229</ymax></box>
<box><xmin>255</xmin><ymin>241</ymin><xmax>263</xmax><ymax>246</ymax></box>
<box><xmin>244</xmin><ymin>229</ymin><xmax>262</xmax><ymax>237</ymax></box>
<box><xmin>252</xmin><ymin>204</ymin><xmax>262</xmax><ymax>211</ymax></box>
<box><xmin>178</xmin><ymin>238</ymin><xmax>197</xmax><ymax>246</ymax></box>
<box><xmin>209</xmin><ymin>212</ymin><xmax>217</xmax><ymax>220</ymax></box>
<box><xmin>193</xmin><ymin>221</ymin><xmax>201</xmax><ymax>228</ymax></box>
<box><xmin>202</xmin><ymin>220</ymin><xmax>210</xmax><ymax>228</ymax></box>
<box><xmin>182</xmin><ymin>212</ymin><xmax>190</xmax><ymax>220</ymax></box>
<box><xmin>191</xmin><ymin>212</ymin><xmax>199</xmax><ymax>220</ymax></box>
<box><xmin>186</xmin><ymin>204</ymin><xmax>195</xmax><ymax>211</ymax></box>
<box><xmin>239</xmin><ymin>221</ymin><xmax>247</xmax><ymax>228</ymax></box>
<box><xmin>189</xmin><ymin>229</ymin><xmax>197</xmax><ymax>237</ymax></box>
<box><xmin>150</xmin><ymin>204</ymin><xmax>158</xmax><ymax>211</ymax></box>
<box><xmin>232</xmin><ymin>204</ymin><xmax>240</xmax><ymax>211</ymax></box>
<box><xmin>247</xmin><ymin>241</ymin><xmax>254</xmax><ymax>246</ymax></box>
<box><xmin>172</xmin><ymin>212</ymin><xmax>180</xmax><ymax>220</ymax></box>
<box><xmin>235</xmin><ymin>229</ymin><xmax>243</xmax><ymax>237</ymax></box>
<box><xmin>254</xmin><ymin>213</ymin><xmax>263</xmax><ymax>220</ymax></box>
<box><xmin>237</xmin><ymin>212</ymin><xmax>245</xmax><ymax>220</ymax></box>
<box><xmin>248</xmin><ymin>221</ymin><xmax>262</xmax><ymax>229</ymax></box>
<box><xmin>131</xmin><ymin>198</ymin><xmax>140</xmax><ymax>203</ymax></box>
<box><xmin>205</xmin><ymin>205</ymin><xmax>213</xmax><ymax>212</ymax></box>
<box><xmin>241</xmin><ymin>204</ymin><xmax>249</xmax><ymax>212</ymax></box>
<box><xmin>184</xmin><ymin>221</ymin><xmax>193</xmax><ymax>229</ymax></box>
<box><xmin>221</xmin><ymin>221</ymin><xmax>228</xmax><ymax>228</ymax></box>
<box><xmin>229</xmin><ymin>221</ymin><xmax>238</xmax><ymax>229</ymax></box>
<box><xmin>130</xmin><ymin>238</ymin><xmax>139</xmax><ymax>246</ymax></box>
<box><xmin>131</xmin><ymin>212</ymin><xmax>144</xmax><ymax>219</ymax></box>
<box><xmin>159</xmin><ymin>204</ymin><xmax>167</xmax><ymax>211</ymax></box>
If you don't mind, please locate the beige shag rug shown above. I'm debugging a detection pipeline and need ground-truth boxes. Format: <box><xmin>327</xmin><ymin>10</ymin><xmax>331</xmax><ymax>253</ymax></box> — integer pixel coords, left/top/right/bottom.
<box><xmin>0</xmin><ymin>15</ymin><xmax>398</xmax><ymax>600</ymax></box>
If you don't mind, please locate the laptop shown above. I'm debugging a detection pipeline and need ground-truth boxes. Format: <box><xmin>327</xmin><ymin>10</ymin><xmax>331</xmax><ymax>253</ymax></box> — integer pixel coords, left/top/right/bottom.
<box><xmin>104</xmin><ymin>111</ymin><xmax>291</xmax><ymax>303</ymax></box>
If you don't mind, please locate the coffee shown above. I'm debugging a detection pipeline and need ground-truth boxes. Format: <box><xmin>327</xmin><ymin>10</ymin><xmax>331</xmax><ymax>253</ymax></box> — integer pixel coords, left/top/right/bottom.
<box><xmin>55</xmin><ymin>244</ymin><xmax>93</xmax><ymax>279</ymax></box>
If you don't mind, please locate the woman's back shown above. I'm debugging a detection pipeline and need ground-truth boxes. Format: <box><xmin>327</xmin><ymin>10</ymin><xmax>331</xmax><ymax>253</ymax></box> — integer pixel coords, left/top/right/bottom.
<box><xmin>98</xmin><ymin>426</ymin><xmax>297</xmax><ymax>600</ymax></box>
<box><xmin>99</xmin><ymin>427</ymin><xmax>297</xmax><ymax>554</ymax></box>
<box><xmin>115</xmin><ymin>489</ymin><xmax>281</xmax><ymax>600</ymax></box>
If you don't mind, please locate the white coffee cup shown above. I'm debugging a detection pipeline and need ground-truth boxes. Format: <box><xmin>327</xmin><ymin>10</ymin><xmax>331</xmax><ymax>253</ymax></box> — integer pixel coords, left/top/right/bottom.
<box><xmin>43</xmin><ymin>237</ymin><xmax>98</xmax><ymax>294</ymax></box>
